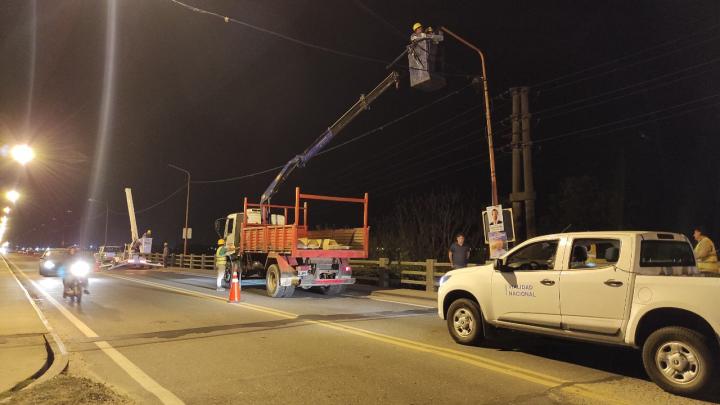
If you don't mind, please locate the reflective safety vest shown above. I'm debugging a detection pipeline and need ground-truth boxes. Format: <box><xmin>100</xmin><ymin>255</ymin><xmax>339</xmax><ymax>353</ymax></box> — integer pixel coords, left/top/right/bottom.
<box><xmin>215</xmin><ymin>246</ymin><xmax>227</xmax><ymax>266</ymax></box>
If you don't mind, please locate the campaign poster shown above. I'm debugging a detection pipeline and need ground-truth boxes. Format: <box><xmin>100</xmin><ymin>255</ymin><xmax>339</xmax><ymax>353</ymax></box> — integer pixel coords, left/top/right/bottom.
<box><xmin>488</xmin><ymin>231</ymin><xmax>508</xmax><ymax>259</ymax></box>
<box><xmin>486</xmin><ymin>205</ymin><xmax>504</xmax><ymax>232</ymax></box>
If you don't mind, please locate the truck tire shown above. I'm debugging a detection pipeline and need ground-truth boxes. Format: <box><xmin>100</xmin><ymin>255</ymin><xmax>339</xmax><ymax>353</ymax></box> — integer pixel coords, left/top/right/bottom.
<box><xmin>282</xmin><ymin>284</ymin><xmax>295</xmax><ymax>298</ymax></box>
<box><xmin>320</xmin><ymin>285</ymin><xmax>346</xmax><ymax>295</ymax></box>
<box><xmin>266</xmin><ymin>264</ymin><xmax>286</xmax><ymax>298</ymax></box>
<box><xmin>446</xmin><ymin>298</ymin><xmax>484</xmax><ymax>346</ymax></box>
<box><xmin>642</xmin><ymin>326</ymin><xmax>716</xmax><ymax>396</ymax></box>
<box><xmin>221</xmin><ymin>269</ymin><xmax>231</xmax><ymax>289</ymax></box>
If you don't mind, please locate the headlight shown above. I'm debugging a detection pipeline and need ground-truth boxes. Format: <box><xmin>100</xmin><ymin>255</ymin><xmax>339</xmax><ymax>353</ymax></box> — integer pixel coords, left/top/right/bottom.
<box><xmin>439</xmin><ymin>274</ymin><xmax>452</xmax><ymax>286</ymax></box>
<box><xmin>70</xmin><ymin>261</ymin><xmax>90</xmax><ymax>277</ymax></box>
<box><xmin>43</xmin><ymin>261</ymin><xmax>55</xmax><ymax>270</ymax></box>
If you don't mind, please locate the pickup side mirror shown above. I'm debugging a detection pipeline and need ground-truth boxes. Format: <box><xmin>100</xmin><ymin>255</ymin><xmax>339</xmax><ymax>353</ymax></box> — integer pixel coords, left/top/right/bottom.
<box><xmin>494</xmin><ymin>258</ymin><xmax>506</xmax><ymax>271</ymax></box>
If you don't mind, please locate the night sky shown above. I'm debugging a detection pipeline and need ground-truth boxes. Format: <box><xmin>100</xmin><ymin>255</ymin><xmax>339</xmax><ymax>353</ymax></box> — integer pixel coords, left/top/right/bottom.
<box><xmin>1</xmin><ymin>0</ymin><xmax>719</xmax><ymax>251</ymax></box>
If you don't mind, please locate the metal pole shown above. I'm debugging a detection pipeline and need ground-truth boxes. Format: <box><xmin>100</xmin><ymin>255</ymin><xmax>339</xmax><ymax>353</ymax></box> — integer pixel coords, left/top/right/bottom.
<box><xmin>520</xmin><ymin>87</ymin><xmax>536</xmax><ymax>238</ymax></box>
<box><xmin>104</xmin><ymin>202</ymin><xmax>109</xmax><ymax>246</ymax></box>
<box><xmin>510</xmin><ymin>88</ymin><xmax>523</xmax><ymax>238</ymax></box>
<box><xmin>169</xmin><ymin>164</ymin><xmax>191</xmax><ymax>255</ymax></box>
<box><xmin>439</xmin><ymin>26</ymin><xmax>498</xmax><ymax>205</ymax></box>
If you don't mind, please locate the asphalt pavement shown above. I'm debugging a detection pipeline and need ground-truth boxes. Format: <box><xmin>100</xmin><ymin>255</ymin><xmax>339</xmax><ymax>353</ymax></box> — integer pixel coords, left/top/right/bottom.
<box><xmin>3</xmin><ymin>253</ymin><xmax>718</xmax><ymax>405</ymax></box>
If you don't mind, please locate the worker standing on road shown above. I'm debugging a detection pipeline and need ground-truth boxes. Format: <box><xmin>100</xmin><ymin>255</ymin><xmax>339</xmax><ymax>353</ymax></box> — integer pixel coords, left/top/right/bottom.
<box><xmin>162</xmin><ymin>242</ymin><xmax>170</xmax><ymax>268</ymax></box>
<box><xmin>693</xmin><ymin>227</ymin><xmax>718</xmax><ymax>273</ymax></box>
<box><xmin>215</xmin><ymin>239</ymin><xmax>227</xmax><ymax>291</ymax></box>
<box><xmin>448</xmin><ymin>233</ymin><xmax>470</xmax><ymax>269</ymax></box>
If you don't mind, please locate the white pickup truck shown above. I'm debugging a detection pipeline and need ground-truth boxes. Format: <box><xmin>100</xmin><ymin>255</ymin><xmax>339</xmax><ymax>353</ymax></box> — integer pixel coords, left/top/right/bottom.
<box><xmin>438</xmin><ymin>231</ymin><xmax>720</xmax><ymax>396</ymax></box>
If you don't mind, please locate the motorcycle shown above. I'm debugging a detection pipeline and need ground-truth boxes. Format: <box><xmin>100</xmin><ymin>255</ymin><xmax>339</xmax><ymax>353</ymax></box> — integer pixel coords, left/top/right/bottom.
<box><xmin>62</xmin><ymin>259</ymin><xmax>91</xmax><ymax>303</ymax></box>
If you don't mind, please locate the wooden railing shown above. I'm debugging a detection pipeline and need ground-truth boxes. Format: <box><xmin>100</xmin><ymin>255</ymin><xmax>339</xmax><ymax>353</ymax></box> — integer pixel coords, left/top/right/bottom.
<box><xmin>147</xmin><ymin>253</ymin><xmax>485</xmax><ymax>292</ymax></box>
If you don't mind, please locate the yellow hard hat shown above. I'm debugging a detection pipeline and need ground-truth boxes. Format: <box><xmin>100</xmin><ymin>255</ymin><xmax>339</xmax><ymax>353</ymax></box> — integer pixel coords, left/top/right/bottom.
<box><xmin>412</xmin><ymin>22</ymin><xmax>423</xmax><ymax>31</ymax></box>
<box><xmin>218</xmin><ymin>239</ymin><xmax>225</xmax><ymax>245</ymax></box>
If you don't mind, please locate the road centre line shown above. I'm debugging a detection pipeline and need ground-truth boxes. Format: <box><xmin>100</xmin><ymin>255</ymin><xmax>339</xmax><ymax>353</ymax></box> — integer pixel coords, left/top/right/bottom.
<box><xmin>6</xmin><ymin>260</ymin><xmax>183</xmax><ymax>405</ymax></box>
<box><xmin>106</xmin><ymin>272</ymin><xmax>628</xmax><ymax>405</ymax></box>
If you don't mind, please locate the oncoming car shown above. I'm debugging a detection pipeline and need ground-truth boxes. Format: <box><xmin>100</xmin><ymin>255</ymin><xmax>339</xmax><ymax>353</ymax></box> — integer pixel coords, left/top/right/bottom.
<box><xmin>38</xmin><ymin>248</ymin><xmax>70</xmax><ymax>276</ymax></box>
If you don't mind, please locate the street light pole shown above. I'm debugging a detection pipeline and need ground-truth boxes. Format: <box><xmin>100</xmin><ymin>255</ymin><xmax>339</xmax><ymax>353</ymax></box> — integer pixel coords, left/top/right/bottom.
<box><xmin>439</xmin><ymin>26</ymin><xmax>499</xmax><ymax>206</ymax></box>
<box><xmin>168</xmin><ymin>164</ymin><xmax>191</xmax><ymax>255</ymax></box>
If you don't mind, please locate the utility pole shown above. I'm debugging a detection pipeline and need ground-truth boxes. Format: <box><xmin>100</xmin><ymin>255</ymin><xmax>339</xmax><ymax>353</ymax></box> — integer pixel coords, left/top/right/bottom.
<box><xmin>169</xmin><ymin>164</ymin><xmax>191</xmax><ymax>255</ymax></box>
<box><xmin>510</xmin><ymin>88</ymin><xmax>523</xmax><ymax>238</ymax></box>
<box><xmin>439</xmin><ymin>26</ymin><xmax>498</xmax><ymax>205</ymax></box>
<box><xmin>520</xmin><ymin>87</ymin><xmax>536</xmax><ymax>238</ymax></box>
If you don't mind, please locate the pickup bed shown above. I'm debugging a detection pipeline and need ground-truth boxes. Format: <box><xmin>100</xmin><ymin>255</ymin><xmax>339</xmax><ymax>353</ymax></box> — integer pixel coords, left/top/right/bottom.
<box><xmin>438</xmin><ymin>231</ymin><xmax>720</xmax><ymax>396</ymax></box>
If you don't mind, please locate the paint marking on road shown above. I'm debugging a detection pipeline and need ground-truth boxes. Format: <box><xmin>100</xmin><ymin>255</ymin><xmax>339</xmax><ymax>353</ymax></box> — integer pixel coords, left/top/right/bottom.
<box><xmin>5</xmin><ymin>259</ymin><xmax>184</xmax><ymax>405</ymax></box>
<box><xmin>344</xmin><ymin>294</ymin><xmax>436</xmax><ymax>309</ymax></box>
<box><xmin>107</xmin><ymin>271</ymin><xmax>629</xmax><ymax>405</ymax></box>
<box><xmin>2</xmin><ymin>257</ymin><xmax>68</xmax><ymax>356</ymax></box>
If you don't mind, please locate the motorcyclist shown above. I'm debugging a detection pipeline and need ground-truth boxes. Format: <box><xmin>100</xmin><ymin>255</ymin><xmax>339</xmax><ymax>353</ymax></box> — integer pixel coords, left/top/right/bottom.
<box><xmin>62</xmin><ymin>246</ymin><xmax>90</xmax><ymax>295</ymax></box>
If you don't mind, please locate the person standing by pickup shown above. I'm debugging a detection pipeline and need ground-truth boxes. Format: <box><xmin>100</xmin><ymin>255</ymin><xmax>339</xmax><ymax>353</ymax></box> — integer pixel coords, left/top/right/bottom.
<box><xmin>693</xmin><ymin>227</ymin><xmax>718</xmax><ymax>273</ymax></box>
<box><xmin>449</xmin><ymin>234</ymin><xmax>470</xmax><ymax>269</ymax></box>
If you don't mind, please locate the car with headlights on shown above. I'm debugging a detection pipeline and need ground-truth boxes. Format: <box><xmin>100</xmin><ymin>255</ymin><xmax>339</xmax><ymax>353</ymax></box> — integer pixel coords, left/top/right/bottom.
<box><xmin>39</xmin><ymin>248</ymin><xmax>70</xmax><ymax>276</ymax></box>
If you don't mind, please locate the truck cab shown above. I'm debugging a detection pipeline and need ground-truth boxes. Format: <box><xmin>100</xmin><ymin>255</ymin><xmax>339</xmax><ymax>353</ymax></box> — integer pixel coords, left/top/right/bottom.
<box><xmin>439</xmin><ymin>231</ymin><xmax>720</xmax><ymax>396</ymax></box>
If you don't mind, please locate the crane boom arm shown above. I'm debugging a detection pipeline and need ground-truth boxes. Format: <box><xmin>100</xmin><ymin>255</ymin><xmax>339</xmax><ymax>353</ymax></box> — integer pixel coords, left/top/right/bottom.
<box><xmin>260</xmin><ymin>71</ymin><xmax>399</xmax><ymax>205</ymax></box>
<box><xmin>125</xmin><ymin>188</ymin><xmax>139</xmax><ymax>242</ymax></box>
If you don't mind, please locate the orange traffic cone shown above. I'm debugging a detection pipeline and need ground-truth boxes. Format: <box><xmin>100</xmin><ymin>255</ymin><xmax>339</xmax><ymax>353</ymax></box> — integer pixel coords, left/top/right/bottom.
<box><xmin>228</xmin><ymin>269</ymin><xmax>241</xmax><ymax>303</ymax></box>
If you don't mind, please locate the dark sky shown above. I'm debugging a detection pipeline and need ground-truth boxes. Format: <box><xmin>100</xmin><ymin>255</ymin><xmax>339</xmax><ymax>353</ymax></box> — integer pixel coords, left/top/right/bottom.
<box><xmin>1</xmin><ymin>0</ymin><xmax>719</xmax><ymax>250</ymax></box>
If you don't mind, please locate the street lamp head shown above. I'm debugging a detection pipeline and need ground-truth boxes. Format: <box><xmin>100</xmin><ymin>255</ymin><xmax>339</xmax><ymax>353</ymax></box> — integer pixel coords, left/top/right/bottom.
<box><xmin>10</xmin><ymin>144</ymin><xmax>35</xmax><ymax>165</ymax></box>
<box><xmin>5</xmin><ymin>190</ymin><xmax>20</xmax><ymax>204</ymax></box>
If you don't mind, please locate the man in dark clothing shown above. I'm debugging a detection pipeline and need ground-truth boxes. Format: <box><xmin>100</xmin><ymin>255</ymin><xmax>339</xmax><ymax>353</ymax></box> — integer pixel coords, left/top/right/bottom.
<box><xmin>162</xmin><ymin>242</ymin><xmax>170</xmax><ymax>267</ymax></box>
<box><xmin>448</xmin><ymin>234</ymin><xmax>470</xmax><ymax>269</ymax></box>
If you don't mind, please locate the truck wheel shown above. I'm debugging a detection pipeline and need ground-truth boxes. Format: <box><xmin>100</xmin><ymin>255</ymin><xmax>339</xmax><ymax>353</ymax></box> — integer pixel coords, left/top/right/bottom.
<box><xmin>446</xmin><ymin>298</ymin><xmax>484</xmax><ymax>346</ymax></box>
<box><xmin>266</xmin><ymin>264</ymin><xmax>286</xmax><ymax>298</ymax></box>
<box><xmin>221</xmin><ymin>269</ymin><xmax>231</xmax><ymax>289</ymax></box>
<box><xmin>321</xmin><ymin>285</ymin><xmax>346</xmax><ymax>295</ymax></box>
<box><xmin>642</xmin><ymin>326</ymin><xmax>716</xmax><ymax>396</ymax></box>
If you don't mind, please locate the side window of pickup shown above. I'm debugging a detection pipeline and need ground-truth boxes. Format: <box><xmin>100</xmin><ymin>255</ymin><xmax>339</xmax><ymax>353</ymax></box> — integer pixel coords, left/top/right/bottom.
<box><xmin>506</xmin><ymin>240</ymin><xmax>559</xmax><ymax>271</ymax></box>
<box><xmin>569</xmin><ymin>238</ymin><xmax>620</xmax><ymax>269</ymax></box>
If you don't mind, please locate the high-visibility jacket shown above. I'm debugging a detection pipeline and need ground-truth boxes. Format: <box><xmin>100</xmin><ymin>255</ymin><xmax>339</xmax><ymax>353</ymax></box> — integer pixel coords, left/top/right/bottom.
<box><xmin>694</xmin><ymin>236</ymin><xmax>718</xmax><ymax>272</ymax></box>
<box><xmin>215</xmin><ymin>246</ymin><xmax>227</xmax><ymax>267</ymax></box>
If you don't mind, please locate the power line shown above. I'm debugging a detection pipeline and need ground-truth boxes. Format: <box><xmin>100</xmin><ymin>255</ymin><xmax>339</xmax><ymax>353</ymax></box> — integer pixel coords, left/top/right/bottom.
<box><xmin>531</xmin><ymin>22</ymin><xmax>720</xmax><ymax>91</ymax></box>
<box><xmin>534</xmin><ymin>55</ymin><xmax>720</xmax><ymax>119</ymax></box>
<box><xmin>192</xmin><ymin>83</ymin><xmax>473</xmax><ymax>184</ymax></box>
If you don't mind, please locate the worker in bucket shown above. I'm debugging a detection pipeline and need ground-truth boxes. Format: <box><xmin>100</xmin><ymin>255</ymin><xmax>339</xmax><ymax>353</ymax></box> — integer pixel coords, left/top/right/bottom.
<box><xmin>215</xmin><ymin>239</ymin><xmax>227</xmax><ymax>291</ymax></box>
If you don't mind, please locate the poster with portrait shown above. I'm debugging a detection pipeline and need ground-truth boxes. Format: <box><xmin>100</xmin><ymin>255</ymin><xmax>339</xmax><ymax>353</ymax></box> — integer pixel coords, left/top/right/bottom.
<box><xmin>488</xmin><ymin>231</ymin><xmax>508</xmax><ymax>259</ymax></box>
<box><xmin>486</xmin><ymin>205</ymin><xmax>504</xmax><ymax>232</ymax></box>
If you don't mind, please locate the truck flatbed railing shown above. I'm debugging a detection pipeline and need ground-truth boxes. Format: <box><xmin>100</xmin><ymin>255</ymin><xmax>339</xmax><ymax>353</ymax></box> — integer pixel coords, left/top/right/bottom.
<box><xmin>241</xmin><ymin>187</ymin><xmax>369</xmax><ymax>258</ymax></box>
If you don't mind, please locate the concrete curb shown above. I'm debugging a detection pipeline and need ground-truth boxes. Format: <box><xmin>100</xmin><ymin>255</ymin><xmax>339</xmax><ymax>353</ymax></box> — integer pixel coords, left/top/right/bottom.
<box><xmin>1</xmin><ymin>256</ymin><xmax>69</xmax><ymax>397</ymax></box>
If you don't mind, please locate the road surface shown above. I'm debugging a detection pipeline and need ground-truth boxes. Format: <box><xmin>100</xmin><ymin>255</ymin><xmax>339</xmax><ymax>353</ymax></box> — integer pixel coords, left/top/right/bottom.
<box><xmin>4</xmin><ymin>254</ymin><xmax>718</xmax><ymax>405</ymax></box>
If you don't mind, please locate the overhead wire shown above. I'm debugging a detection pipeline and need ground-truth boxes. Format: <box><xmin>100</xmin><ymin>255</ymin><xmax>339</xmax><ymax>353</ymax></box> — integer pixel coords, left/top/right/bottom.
<box><xmin>530</xmin><ymin>22</ymin><xmax>720</xmax><ymax>92</ymax></box>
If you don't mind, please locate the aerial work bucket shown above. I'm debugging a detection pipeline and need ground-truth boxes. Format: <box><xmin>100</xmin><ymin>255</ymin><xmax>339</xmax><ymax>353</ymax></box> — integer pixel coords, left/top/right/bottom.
<box><xmin>408</xmin><ymin>30</ymin><xmax>446</xmax><ymax>91</ymax></box>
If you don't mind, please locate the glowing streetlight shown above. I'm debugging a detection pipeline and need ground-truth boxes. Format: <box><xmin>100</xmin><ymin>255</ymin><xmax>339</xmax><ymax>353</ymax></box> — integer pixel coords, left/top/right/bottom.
<box><xmin>10</xmin><ymin>144</ymin><xmax>35</xmax><ymax>165</ymax></box>
<box><xmin>5</xmin><ymin>190</ymin><xmax>20</xmax><ymax>204</ymax></box>
<box><xmin>3</xmin><ymin>207</ymin><xmax>10</xmax><ymax>214</ymax></box>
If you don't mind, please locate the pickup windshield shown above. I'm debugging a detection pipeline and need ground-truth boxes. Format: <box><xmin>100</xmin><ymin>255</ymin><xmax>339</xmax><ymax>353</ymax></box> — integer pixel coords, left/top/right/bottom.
<box><xmin>640</xmin><ymin>240</ymin><xmax>695</xmax><ymax>267</ymax></box>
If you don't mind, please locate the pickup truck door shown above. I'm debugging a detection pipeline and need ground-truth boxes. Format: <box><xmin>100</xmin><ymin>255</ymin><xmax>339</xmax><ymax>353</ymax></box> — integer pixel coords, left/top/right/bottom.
<box><xmin>559</xmin><ymin>237</ymin><xmax>631</xmax><ymax>336</ymax></box>
<box><xmin>491</xmin><ymin>238</ymin><xmax>563</xmax><ymax>328</ymax></box>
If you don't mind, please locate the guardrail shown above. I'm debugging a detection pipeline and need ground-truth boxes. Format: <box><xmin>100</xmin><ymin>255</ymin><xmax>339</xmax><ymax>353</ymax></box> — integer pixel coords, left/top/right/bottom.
<box><xmin>145</xmin><ymin>253</ymin><xmax>482</xmax><ymax>292</ymax></box>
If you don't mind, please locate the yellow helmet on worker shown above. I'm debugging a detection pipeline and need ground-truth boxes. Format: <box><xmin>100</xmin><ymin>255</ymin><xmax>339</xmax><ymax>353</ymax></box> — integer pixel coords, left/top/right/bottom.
<box><xmin>217</xmin><ymin>239</ymin><xmax>225</xmax><ymax>246</ymax></box>
<box><xmin>412</xmin><ymin>22</ymin><xmax>423</xmax><ymax>32</ymax></box>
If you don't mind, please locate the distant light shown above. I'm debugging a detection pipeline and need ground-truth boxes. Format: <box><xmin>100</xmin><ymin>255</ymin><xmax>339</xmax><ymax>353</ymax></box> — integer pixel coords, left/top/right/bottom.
<box><xmin>3</xmin><ymin>207</ymin><xmax>10</xmax><ymax>214</ymax></box>
<box><xmin>10</xmin><ymin>144</ymin><xmax>35</xmax><ymax>165</ymax></box>
<box><xmin>5</xmin><ymin>190</ymin><xmax>20</xmax><ymax>204</ymax></box>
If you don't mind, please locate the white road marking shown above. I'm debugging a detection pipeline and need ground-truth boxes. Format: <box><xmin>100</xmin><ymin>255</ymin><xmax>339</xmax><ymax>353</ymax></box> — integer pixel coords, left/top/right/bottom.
<box><xmin>343</xmin><ymin>294</ymin><xmax>436</xmax><ymax>309</ymax></box>
<box><xmin>7</xmin><ymin>258</ymin><xmax>184</xmax><ymax>405</ymax></box>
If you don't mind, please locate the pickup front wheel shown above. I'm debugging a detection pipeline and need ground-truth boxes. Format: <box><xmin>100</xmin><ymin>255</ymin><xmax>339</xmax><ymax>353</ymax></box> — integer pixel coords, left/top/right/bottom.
<box><xmin>642</xmin><ymin>326</ymin><xmax>716</xmax><ymax>396</ymax></box>
<box><xmin>446</xmin><ymin>298</ymin><xmax>483</xmax><ymax>345</ymax></box>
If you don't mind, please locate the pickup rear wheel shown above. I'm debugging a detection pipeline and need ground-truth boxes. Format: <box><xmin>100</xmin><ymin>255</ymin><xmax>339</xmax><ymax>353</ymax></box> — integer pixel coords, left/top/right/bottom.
<box><xmin>642</xmin><ymin>326</ymin><xmax>716</xmax><ymax>396</ymax></box>
<box><xmin>446</xmin><ymin>298</ymin><xmax>483</xmax><ymax>345</ymax></box>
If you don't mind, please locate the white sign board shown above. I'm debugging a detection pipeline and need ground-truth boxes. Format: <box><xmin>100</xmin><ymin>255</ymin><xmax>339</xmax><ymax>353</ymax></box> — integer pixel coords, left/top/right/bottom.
<box><xmin>140</xmin><ymin>237</ymin><xmax>152</xmax><ymax>254</ymax></box>
<box><xmin>486</xmin><ymin>205</ymin><xmax>504</xmax><ymax>232</ymax></box>
<box><xmin>488</xmin><ymin>231</ymin><xmax>508</xmax><ymax>259</ymax></box>
<box><xmin>182</xmin><ymin>227</ymin><xmax>192</xmax><ymax>239</ymax></box>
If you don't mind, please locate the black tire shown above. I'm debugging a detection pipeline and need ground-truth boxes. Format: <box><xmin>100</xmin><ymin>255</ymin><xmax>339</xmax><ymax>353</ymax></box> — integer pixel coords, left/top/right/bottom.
<box><xmin>221</xmin><ymin>269</ymin><xmax>231</xmax><ymax>289</ymax></box>
<box><xmin>446</xmin><ymin>298</ymin><xmax>484</xmax><ymax>346</ymax></box>
<box><xmin>282</xmin><ymin>284</ymin><xmax>296</xmax><ymax>298</ymax></box>
<box><xmin>321</xmin><ymin>285</ymin><xmax>346</xmax><ymax>295</ymax></box>
<box><xmin>74</xmin><ymin>285</ymin><xmax>82</xmax><ymax>303</ymax></box>
<box><xmin>265</xmin><ymin>264</ymin><xmax>286</xmax><ymax>298</ymax></box>
<box><xmin>642</xmin><ymin>326</ymin><xmax>716</xmax><ymax>396</ymax></box>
